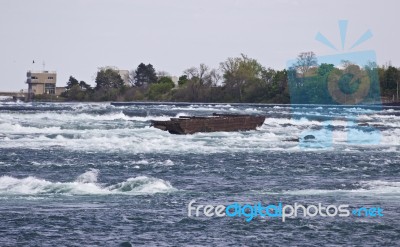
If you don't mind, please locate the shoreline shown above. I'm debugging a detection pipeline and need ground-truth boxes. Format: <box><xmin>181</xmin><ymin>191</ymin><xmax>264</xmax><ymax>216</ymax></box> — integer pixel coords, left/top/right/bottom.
<box><xmin>2</xmin><ymin>98</ymin><xmax>400</xmax><ymax>109</ymax></box>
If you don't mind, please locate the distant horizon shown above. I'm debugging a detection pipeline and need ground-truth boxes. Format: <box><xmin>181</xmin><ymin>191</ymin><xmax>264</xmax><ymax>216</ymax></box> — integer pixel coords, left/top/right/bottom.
<box><xmin>1</xmin><ymin>58</ymin><xmax>397</xmax><ymax>93</ymax></box>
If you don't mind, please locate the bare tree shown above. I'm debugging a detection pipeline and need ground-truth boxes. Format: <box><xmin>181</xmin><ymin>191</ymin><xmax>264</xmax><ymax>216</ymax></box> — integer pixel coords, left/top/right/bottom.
<box><xmin>295</xmin><ymin>51</ymin><xmax>318</xmax><ymax>76</ymax></box>
<box><xmin>183</xmin><ymin>64</ymin><xmax>212</xmax><ymax>86</ymax></box>
<box><xmin>183</xmin><ymin>67</ymin><xmax>198</xmax><ymax>79</ymax></box>
<box><xmin>198</xmin><ymin>64</ymin><xmax>209</xmax><ymax>85</ymax></box>
<box><xmin>208</xmin><ymin>69</ymin><xmax>222</xmax><ymax>86</ymax></box>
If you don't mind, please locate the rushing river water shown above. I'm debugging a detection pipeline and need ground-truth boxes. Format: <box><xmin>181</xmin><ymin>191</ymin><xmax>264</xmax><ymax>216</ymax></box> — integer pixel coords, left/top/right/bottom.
<box><xmin>0</xmin><ymin>102</ymin><xmax>399</xmax><ymax>246</ymax></box>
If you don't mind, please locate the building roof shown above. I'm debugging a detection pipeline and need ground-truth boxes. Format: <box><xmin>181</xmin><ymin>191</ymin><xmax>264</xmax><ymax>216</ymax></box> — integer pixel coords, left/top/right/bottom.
<box><xmin>27</xmin><ymin>70</ymin><xmax>57</xmax><ymax>74</ymax></box>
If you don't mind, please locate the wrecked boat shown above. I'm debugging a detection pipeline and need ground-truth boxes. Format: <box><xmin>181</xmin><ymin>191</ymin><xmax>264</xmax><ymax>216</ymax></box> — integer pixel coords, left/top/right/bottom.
<box><xmin>150</xmin><ymin>113</ymin><xmax>266</xmax><ymax>134</ymax></box>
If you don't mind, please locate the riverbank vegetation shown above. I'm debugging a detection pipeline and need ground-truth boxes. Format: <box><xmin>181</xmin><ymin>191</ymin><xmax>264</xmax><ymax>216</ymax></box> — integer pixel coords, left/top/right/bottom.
<box><xmin>56</xmin><ymin>53</ymin><xmax>400</xmax><ymax>104</ymax></box>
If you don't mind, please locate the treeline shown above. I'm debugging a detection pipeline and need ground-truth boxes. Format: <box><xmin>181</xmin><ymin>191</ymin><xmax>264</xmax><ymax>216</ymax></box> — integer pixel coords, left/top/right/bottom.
<box><xmin>287</xmin><ymin>52</ymin><xmax>399</xmax><ymax>104</ymax></box>
<box><xmin>58</xmin><ymin>53</ymin><xmax>400</xmax><ymax>104</ymax></box>
<box><xmin>60</xmin><ymin>54</ymin><xmax>289</xmax><ymax>103</ymax></box>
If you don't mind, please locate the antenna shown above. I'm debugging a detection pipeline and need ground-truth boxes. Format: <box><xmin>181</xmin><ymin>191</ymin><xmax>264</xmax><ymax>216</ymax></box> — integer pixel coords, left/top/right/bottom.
<box><xmin>42</xmin><ymin>61</ymin><xmax>46</xmax><ymax>71</ymax></box>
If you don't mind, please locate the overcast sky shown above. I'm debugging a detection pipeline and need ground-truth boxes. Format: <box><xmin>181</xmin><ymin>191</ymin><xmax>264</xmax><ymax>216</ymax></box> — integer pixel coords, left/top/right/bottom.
<box><xmin>0</xmin><ymin>0</ymin><xmax>399</xmax><ymax>91</ymax></box>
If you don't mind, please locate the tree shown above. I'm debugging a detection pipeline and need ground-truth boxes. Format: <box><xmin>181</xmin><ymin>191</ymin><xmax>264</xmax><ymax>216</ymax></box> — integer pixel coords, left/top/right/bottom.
<box><xmin>66</xmin><ymin>76</ymin><xmax>79</xmax><ymax>90</ymax></box>
<box><xmin>295</xmin><ymin>51</ymin><xmax>318</xmax><ymax>76</ymax></box>
<box><xmin>95</xmin><ymin>68</ymin><xmax>124</xmax><ymax>90</ymax></box>
<box><xmin>384</xmin><ymin>66</ymin><xmax>399</xmax><ymax>90</ymax></box>
<box><xmin>147</xmin><ymin>76</ymin><xmax>175</xmax><ymax>100</ymax></box>
<box><xmin>157</xmin><ymin>76</ymin><xmax>175</xmax><ymax>86</ymax></box>
<box><xmin>61</xmin><ymin>77</ymin><xmax>89</xmax><ymax>101</ymax></box>
<box><xmin>134</xmin><ymin>63</ymin><xmax>158</xmax><ymax>86</ymax></box>
<box><xmin>220</xmin><ymin>54</ymin><xmax>264</xmax><ymax>102</ymax></box>
<box><xmin>180</xmin><ymin>63</ymin><xmax>220</xmax><ymax>101</ymax></box>
<box><xmin>317</xmin><ymin>63</ymin><xmax>335</xmax><ymax>76</ymax></box>
<box><xmin>62</xmin><ymin>76</ymin><xmax>91</xmax><ymax>101</ymax></box>
<box><xmin>327</xmin><ymin>64</ymin><xmax>370</xmax><ymax>104</ymax></box>
<box><xmin>68</xmin><ymin>84</ymin><xmax>85</xmax><ymax>101</ymax></box>
<box><xmin>208</xmin><ymin>69</ymin><xmax>222</xmax><ymax>86</ymax></box>
<box><xmin>79</xmin><ymin>80</ymin><xmax>92</xmax><ymax>91</ymax></box>
<box><xmin>184</xmin><ymin>64</ymin><xmax>209</xmax><ymax>85</ymax></box>
<box><xmin>272</xmin><ymin>69</ymin><xmax>287</xmax><ymax>93</ymax></box>
<box><xmin>178</xmin><ymin>75</ymin><xmax>189</xmax><ymax>87</ymax></box>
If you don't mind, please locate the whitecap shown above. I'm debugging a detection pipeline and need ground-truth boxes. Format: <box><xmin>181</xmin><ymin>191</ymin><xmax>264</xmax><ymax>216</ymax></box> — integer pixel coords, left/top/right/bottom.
<box><xmin>0</xmin><ymin>170</ymin><xmax>176</xmax><ymax>196</ymax></box>
<box><xmin>283</xmin><ymin>180</ymin><xmax>400</xmax><ymax>196</ymax></box>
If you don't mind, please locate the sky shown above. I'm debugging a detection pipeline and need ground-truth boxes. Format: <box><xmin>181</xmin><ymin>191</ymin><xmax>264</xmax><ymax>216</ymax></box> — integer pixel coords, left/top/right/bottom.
<box><xmin>0</xmin><ymin>0</ymin><xmax>399</xmax><ymax>91</ymax></box>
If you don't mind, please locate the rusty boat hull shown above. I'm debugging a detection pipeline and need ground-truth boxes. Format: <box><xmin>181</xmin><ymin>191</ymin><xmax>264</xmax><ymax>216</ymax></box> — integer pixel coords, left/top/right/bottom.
<box><xmin>151</xmin><ymin>113</ymin><xmax>266</xmax><ymax>134</ymax></box>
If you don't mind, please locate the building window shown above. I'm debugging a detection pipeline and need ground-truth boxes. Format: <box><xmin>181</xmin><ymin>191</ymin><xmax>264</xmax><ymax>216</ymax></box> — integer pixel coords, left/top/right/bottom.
<box><xmin>31</xmin><ymin>76</ymin><xmax>38</xmax><ymax>79</ymax></box>
<box><xmin>48</xmin><ymin>76</ymin><xmax>54</xmax><ymax>79</ymax></box>
<box><xmin>45</xmin><ymin>83</ymin><xmax>55</xmax><ymax>94</ymax></box>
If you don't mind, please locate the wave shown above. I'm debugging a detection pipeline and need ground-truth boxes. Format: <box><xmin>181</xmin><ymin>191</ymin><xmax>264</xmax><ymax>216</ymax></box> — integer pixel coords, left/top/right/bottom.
<box><xmin>1</xmin><ymin>102</ymin><xmax>399</xmax><ymax>153</ymax></box>
<box><xmin>0</xmin><ymin>111</ymin><xmax>173</xmax><ymax>123</ymax></box>
<box><xmin>283</xmin><ymin>180</ymin><xmax>400</xmax><ymax>196</ymax></box>
<box><xmin>0</xmin><ymin>169</ymin><xmax>176</xmax><ymax>195</ymax></box>
<box><xmin>0</xmin><ymin>96</ymin><xmax>13</xmax><ymax>101</ymax></box>
<box><xmin>1</xmin><ymin>122</ymin><xmax>399</xmax><ymax>153</ymax></box>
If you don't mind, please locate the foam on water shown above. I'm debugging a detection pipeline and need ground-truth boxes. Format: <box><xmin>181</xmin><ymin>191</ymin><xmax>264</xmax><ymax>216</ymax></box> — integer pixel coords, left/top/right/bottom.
<box><xmin>0</xmin><ymin>111</ymin><xmax>171</xmax><ymax>123</ymax></box>
<box><xmin>284</xmin><ymin>180</ymin><xmax>400</xmax><ymax>196</ymax></box>
<box><xmin>75</xmin><ymin>169</ymin><xmax>99</xmax><ymax>183</ymax></box>
<box><xmin>1</xmin><ymin>102</ymin><xmax>399</xmax><ymax>153</ymax></box>
<box><xmin>0</xmin><ymin>121</ymin><xmax>399</xmax><ymax>153</ymax></box>
<box><xmin>132</xmin><ymin>159</ymin><xmax>150</xmax><ymax>165</ymax></box>
<box><xmin>0</xmin><ymin>96</ymin><xmax>13</xmax><ymax>101</ymax></box>
<box><xmin>0</xmin><ymin>169</ymin><xmax>175</xmax><ymax>195</ymax></box>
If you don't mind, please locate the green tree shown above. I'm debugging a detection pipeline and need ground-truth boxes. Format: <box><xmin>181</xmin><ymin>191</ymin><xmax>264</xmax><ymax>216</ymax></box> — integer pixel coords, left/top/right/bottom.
<box><xmin>79</xmin><ymin>81</ymin><xmax>92</xmax><ymax>91</ymax></box>
<box><xmin>272</xmin><ymin>69</ymin><xmax>288</xmax><ymax>94</ymax></box>
<box><xmin>134</xmin><ymin>63</ymin><xmax>158</xmax><ymax>86</ymax></box>
<box><xmin>66</xmin><ymin>76</ymin><xmax>79</xmax><ymax>90</ymax></box>
<box><xmin>384</xmin><ymin>66</ymin><xmax>399</xmax><ymax>90</ymax></box>
<box><xmin>220</xmin><ymin>54</ymin><xmax>264</xmax><ymax>102</ymax></box>
<box><xmin>178</xmin><ymin>75</ymin><xmax>189</xmax><ymax>87</ymax></box>
<box><xmin>157</xmin><ymin>76</ymin><xmax>175</xmax><ymax>85</ymax></box>
<box><xmin>62</xmin><ymin>76</ymin><xmax>90</xmax><ymax>101</ymax></box>
<box><xmin>147</xmin><ymin>76</ymin><xmax>175</xmax><ymax>100</ymax></box>
<box><xmin>68</xmin><ymin>84</ymin><xmax>85</xmax><ymax>101</ymax></box>
<box><xmin>317</xmin><ymin>63</ymin><xmax>335</xmax><ymax>76</ymax></box>
<box><xmin>95</xmin><ymin>68</ymin><xmax>124</xmax><ymax>90</ymax></box>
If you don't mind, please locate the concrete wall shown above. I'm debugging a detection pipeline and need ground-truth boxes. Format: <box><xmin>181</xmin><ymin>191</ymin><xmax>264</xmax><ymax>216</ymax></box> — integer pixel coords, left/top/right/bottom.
<box><xmin>29</xmin><ymin>83</ymin><xmax>45</xmax><ymax>94</ymax></box>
